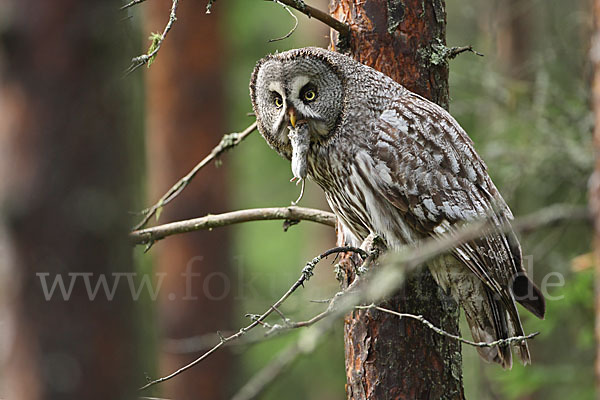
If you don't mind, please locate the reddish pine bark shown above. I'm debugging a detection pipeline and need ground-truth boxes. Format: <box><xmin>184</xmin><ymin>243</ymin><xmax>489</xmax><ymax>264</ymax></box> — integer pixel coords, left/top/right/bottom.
<box><xmin>144</xmin><ymin>2</ymin><xmax>233</xmax><ymax>399</ymax></box>
<box><xmin>329</xmin><ymin>1</ymin><xmax>464</xmax><ymax>398</ymax></box>
<box><xmin>0</xmin><ymin>1</ymin><xmax>139</xmax><ymax>398</ymax></box>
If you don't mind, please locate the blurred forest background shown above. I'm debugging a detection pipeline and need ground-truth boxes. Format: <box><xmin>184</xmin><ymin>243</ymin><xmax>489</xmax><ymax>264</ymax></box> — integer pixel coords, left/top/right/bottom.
<box><xmin>0</xmin><ymin>0</ymin><xmax>594</xmax><ymax>399</ymax></box>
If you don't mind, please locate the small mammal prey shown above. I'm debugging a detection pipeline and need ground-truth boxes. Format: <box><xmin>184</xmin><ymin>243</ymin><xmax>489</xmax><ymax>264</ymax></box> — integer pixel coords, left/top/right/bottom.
<box><xmin>288</xmin><ymin>121</ymin><xmax>309</xmax><ymax>205</ymax></box>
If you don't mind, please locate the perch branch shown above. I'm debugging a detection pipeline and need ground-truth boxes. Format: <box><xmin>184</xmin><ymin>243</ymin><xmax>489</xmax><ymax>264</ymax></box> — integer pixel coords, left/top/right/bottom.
<box><xmin>126</xmin><ymin>0</ymin><xmax>179</xmax><ymax>73</ymax></box>
<box><xmin>138</xmin><ymin>247</ymin><xmax>367</xmax><ymax>391</ymax></box>
<box><xmin>130</xmin><ymin>206</ymin><xmax>336</xmax><ymax>245</ymax></box>
<box><xmin>132</xmin><ymin>121</ymin><xmax>257</xmax><ymax>230</ymax></box>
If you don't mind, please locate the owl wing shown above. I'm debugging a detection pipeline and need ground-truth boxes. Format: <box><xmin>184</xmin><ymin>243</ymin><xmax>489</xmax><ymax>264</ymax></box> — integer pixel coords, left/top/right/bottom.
<box><xmin>369</xmin><ymin>92</ymin><xmax>545</xmax><ymax>321</ymax></box>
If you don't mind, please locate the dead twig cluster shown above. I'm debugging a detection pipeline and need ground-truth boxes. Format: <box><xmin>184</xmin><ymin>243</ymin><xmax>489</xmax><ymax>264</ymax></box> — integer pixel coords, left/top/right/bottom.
<box><xmin>138</xmin><ymin>246</ymin><xmax>367</xmax><ymax>391</ymax></box>
<box><xmin>123</xmin><ymin>1</ymin><xmax>350</xmax><ymax>74</ymax></box>
<box><xmin>125</xmin><ymin>0</ymin><xmax>180</xmax><ymax>73</ymax></box>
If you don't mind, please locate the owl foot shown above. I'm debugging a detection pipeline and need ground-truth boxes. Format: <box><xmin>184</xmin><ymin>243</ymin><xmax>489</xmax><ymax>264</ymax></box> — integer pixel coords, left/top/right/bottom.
<box><xmin>356</xmin><ymin>233</ymin><xmax>386</xmax><ymax>275</ymax></box>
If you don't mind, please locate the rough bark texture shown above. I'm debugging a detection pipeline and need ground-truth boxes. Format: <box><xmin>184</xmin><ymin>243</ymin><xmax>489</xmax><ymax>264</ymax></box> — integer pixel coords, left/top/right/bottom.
<box><xmin>145</xmin><ymin>2</ymin><xmax>233</xmax><ymax>399</ymax></box>
<box><xmin>329</xmin><ymin>1</ymin><xmax>464</xmax><ymax>398</ymax></box>
<box><xmin>0</xmin><ymin>1</ymin><xmax>139</xmax><ymax>398</ymax></box>
<box><xmin>590</xmin><ymin>0</ymin><xmax>600</xmax><ymax>390</ymax></box>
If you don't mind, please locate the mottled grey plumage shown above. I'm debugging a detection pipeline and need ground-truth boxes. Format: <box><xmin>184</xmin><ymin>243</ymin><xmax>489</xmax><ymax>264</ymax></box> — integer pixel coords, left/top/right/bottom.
<box><xmin>250</xmin><ymin>47</ymin><xmax>545</xmax><ymax>368</ymax></box>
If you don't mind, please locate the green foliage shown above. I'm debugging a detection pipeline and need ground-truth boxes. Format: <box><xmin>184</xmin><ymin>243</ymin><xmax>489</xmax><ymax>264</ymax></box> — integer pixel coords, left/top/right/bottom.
<box><xmin>146</xmin><ymin>32</ymin><xmax>162</xmax><ymax>68</ymax></box>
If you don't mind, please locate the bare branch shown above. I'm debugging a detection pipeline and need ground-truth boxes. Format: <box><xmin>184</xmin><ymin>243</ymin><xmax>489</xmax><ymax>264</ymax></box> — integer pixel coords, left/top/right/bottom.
<box><xmin>120</xmin><ymin>0</ymin><xmax>148</xmax><ymax>10</ymax></box>
<box><xmin>138</xmin><ymin>246</ymin><xmax>366</xmax><ymax>391</ymax></box>
<box><xmin>269</xmin><ymin>1</ymin><xmax>299</xmax><ymax>42</ymax></box>
<box><xmin>447</xmin><ymin>45</ymin><xmax>484</xmax><ymax>59</ymax></box>
<box><xmin>356</xmin><ymin>305</ymin><xmax>539</xmax><ymax>348</ymax></box>
<box><xmin>275</xmin><ymin>0</ymin><xmax>350</xmax><ymax>38</ymax></box>
<box><xmin>130</xmin><ymin>206</ymin><xmax>336</xmax><ymax>245</ymax></box>
<box><xmin>140</xmin><ymin>397</ymin><xmax>173</xmax><ymax>400</ymax></box>
<box><xmin>132</xmin><ymin>122</ymin><xmax>257</xmax><ymax>230</ymax></box>
<box><xmin>126</xmin><ymin>0</ymin><xmax>179</xmax><ymax>74</ymax></box>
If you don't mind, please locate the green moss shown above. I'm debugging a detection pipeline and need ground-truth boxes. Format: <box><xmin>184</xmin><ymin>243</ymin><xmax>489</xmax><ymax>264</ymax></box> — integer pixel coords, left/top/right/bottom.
<box><xmin>386</xmin><ymin>0</ymin><xmax>406</xmax><ymax>34</ymax></box>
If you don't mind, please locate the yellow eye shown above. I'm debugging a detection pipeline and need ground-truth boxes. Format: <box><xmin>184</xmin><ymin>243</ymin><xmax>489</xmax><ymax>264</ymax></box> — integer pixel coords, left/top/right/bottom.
<box><xmin>304</xmin><ymin>89</ymin><xmax>316</xmax><ymax>102</ymax></box>
<box><xmin>274</xmin><ymin>96</ymin><xmax>283</xmax><ymax>108</ymax></box>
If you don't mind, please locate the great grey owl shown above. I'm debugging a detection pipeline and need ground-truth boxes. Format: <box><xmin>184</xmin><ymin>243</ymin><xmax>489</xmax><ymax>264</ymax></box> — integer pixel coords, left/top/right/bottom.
<box><xmin>249</xmin><ymin>47</ymin><xmax>545</xmax><ymax>368</ymax></box>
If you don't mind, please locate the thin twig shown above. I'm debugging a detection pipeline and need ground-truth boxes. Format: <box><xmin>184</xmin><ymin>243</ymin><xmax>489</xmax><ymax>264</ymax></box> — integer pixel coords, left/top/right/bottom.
<box><xmin>130</xmin><ymin>206</ymin><xmax>336</xmax><ymax>245</ymax></box>
<box><xmin>132</xmin><ymin>122</ymin><xmax>257</xmax><ymax>230</ymax></box>
<box><xmin>120</xmin><ymin>0</ymin><xmax>148</xmax><ymax>10</ymax></box>
<box><xmin>205</xmin><ymin>0</ymin><xmax>217</xmax><ymax>13</ymax></box>
<box><xmin>164</xmin><ymin>328</ymin><xmax>293</xmax><ymax>354</ymax></box>
<box><xmin>140</xmin><ymin>397</ymin><xmax>174</xmax><ymax>400</ymax></box>
<box><xmin>269</xmin><ymin>1</ymin><xmax>299</xmax><ymax>42</ymax></box>
<box><xmin>164</xmin><ymin>331</ymin><xmax>233</xmax><ymax>354</ymax></box>
<box><xmin>447</xmin><ymin>45</ymin><xmax>484</xmax><ymax>59</ymax></box>
<box><xmin>357</xmin><ymin>305</ymin><xmax>539</xmax><ymax>348</ymax></box>
<box><xmin>126</xmin><ymin>0</ymin><xmax>179</xmax><ymax>74</ymax></box>
<box><xmin>276</xmin><ymin>0</ymin><xmax>350</xmax><ymax>38</ymax></box>
<box><xmin>271</xmin><ymin>306</ymin><xmax>291</xmax><ymax>324</ymax></box>
<box><xmin>138</xmin><ymin>246</ymin><xmax>366</xmax><ymax>391</ymax></box>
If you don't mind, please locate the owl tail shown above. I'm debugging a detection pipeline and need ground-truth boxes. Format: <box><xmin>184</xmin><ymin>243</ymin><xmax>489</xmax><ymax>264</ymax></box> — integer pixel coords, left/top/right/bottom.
<box><xmin>462</xmin><ymin>288</ymin><xmax>530</xmax><ymax>369</ymax></box>
<box><xmin>429</xmin><ymin>257</ymin><xmax>530</xmax><ymax>369</ymax></box>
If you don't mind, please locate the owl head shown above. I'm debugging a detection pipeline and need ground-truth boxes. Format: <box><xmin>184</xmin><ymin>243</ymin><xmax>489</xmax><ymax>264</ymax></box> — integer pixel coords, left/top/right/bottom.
<box><xmin>250</xmin><ymin>47</ymin><xmax>346</xmax><ymax>160</ymax></box>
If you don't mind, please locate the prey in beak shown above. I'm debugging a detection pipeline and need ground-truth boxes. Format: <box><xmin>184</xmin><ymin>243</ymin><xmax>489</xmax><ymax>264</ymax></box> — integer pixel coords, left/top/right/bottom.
<box><xmin>286</xmin><ymin>106</ymin><xmax>309</xmax><ymax>205</ymax></box>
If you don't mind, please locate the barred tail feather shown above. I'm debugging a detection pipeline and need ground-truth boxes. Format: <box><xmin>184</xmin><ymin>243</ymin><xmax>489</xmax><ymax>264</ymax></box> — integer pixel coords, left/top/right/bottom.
<box><xmin>429</xmin><ymin>256</ymin><xmax>530</xmax><ymax>369</ymax></box>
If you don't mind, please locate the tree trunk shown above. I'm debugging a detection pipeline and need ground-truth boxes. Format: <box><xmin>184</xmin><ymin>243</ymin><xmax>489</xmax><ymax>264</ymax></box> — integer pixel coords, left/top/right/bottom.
<box><xmin>329</xmin><ymin>1</ymin><xmax>464</xmax><ymax>398</ymax></box>
<box><xmin>145</xmin><ymin>2</ymin><xmax>233</xmax><ymax>399</ymax></box>
<box><xmin>0</xmin><ymin>1</ymin><xmax>140</xmax><ymax>398</ymax></box>
<box><xmin>495</xmin><ymin>0</ymin><xmax>533</xmax><ymax>81</ymax></box>
<box><xmin>590</xmin><ymin>0</ymin><xmax>600</xmax><ymax>391</ymax></box>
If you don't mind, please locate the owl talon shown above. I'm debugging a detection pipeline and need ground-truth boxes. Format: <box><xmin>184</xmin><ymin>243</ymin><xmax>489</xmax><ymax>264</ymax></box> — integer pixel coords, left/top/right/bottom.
<box><xmin>291</xmin><ymin>179</ymin><xmax>305</xmax><ymax>205</ymax></box>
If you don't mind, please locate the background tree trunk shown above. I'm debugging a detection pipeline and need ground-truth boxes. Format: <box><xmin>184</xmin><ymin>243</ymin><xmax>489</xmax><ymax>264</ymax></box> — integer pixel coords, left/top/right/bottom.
<box><xmin>495</xmin><ymin>0</ymin><xmax>533</xmax><ymax>81</ymax></box>
<box><xmin>329</xmin><ymin>1</ymin><xmax>465</xmax><ymax>398</ymax></box>
<box><xmin>0</xmin><ymin>0</ymin><xmax>140</xmax><ymax>398</ymax></box>
<box><xmin>145</xmin><ymin>2</ymin><xmax>234</xmax><ymax>399</ymax></box>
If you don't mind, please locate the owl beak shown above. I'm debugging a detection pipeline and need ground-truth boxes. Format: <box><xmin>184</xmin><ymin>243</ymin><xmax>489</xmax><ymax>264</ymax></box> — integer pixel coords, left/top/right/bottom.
<box><xmin>288</xmin><ymin>107</ymin><xmax>297</xmax><ymax>128</ymax></box>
